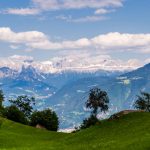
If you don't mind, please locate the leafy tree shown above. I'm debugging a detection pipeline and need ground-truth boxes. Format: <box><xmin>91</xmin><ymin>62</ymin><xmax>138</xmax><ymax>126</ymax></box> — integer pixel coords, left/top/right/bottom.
<box><xmin>80</xmin><ymin>114</ymin><xmax>99</xmax><ymax>129</ymax></box>
<box><xmin>3</xmin><ymin>105</ymin><xmax>28</xmax><ymax>124</ymax></box>
<box><xmin>77</xmin><ymin>88</ymin><xmax>109</xmax><ymax>131</ymax></box>
<box><xmin>9</xmin><ymin>95</ymin><xmax>35</xmax><ymax>119</ymax></box>
<box><xmin>30</xmin><ymin>109</ymin><xmax>59</xmax><ymax>131</ymax></box>
<box><xmin>86</xmin><ymin>88</ymin><xmax>109</xmax><ymax>117</ymax></box>
<box><xmin>134</xmin><ymin>92</ymin><xmax>150</xmax><ymax>112</ymax></box>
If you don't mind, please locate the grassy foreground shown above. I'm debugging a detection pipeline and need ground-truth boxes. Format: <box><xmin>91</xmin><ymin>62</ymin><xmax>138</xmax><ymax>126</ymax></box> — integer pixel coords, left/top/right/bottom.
<box><xmin>0</xmin><ymin>112</ymin><xmax>150</xmax><ymax>150</ymax></box>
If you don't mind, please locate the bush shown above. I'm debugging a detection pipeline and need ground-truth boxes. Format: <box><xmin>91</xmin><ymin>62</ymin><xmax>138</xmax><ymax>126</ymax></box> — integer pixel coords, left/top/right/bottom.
<box><xmin>134</xmin><ymin>92</ymin><xmax>150</xmax><ymax>112</ymax></box>
<box><xmin>80</xmin><ymin>114</ymin><xmax>99</xmax><ymax>130</ymax></box>
<box><xmin>3</xmin><ymin>105</ymin><xmax>28</xmax><ymax>124</ymax></box>
<box><xmin>30</xmin><ymin>109</ymin><xmax>59</xmax><ymax>131</ymax></box>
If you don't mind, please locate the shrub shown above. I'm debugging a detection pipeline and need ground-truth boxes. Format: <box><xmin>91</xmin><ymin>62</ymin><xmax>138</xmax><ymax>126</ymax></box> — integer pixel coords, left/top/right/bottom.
<box><xmin>80</xmin><ymin>114</ymin><xmax>99</xmax><ymax>129</ymax></box>
<box><xmin>134</xmin><ymin>92</ymin><xmax>150</xmax><ymax>112</ymax></box>
<box><xmin>3</xmin><ymin>105</ymin><xmax>28</xmax><ymax>124</ymax></box>
<box><xmin>30</xmin><ymin>109</ymin><xmax>59</xmax><ymax>131</ymax></box>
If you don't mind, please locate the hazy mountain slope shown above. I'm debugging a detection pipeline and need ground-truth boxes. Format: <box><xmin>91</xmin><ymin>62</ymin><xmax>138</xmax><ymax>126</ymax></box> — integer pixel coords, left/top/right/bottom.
<box><xmin>47</xmin><ymin>63</ymin><xmax>150</xmax><ymax>128</ymax></box>
<box><xmin>0</xmin><ymin>66</ymin><xmax>56</xmax><ymax>106</ymax></box>
<box><xmin>47</xmin><ymin>76</ymin><xmax>112</xmax><ymax>128</ymax></box>
<box><xmin>0</xmin><ymin>66</ymin><xmax>120</xmax><ymax>106</ymax></box>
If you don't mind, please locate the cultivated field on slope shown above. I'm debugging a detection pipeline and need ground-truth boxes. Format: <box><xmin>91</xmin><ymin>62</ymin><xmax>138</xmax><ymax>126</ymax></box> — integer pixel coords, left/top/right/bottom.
<box><xmin>0</xmin><ymin>112</ymin><xmax>150</xmax><ymax>150</ymax></box>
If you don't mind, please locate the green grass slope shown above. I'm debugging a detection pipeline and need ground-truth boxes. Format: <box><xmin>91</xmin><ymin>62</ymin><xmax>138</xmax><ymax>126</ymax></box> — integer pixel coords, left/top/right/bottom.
<box><xmin>0</xmin><ymin>112</ymin><xmax>150</xmax><ymax>150</ymax></box>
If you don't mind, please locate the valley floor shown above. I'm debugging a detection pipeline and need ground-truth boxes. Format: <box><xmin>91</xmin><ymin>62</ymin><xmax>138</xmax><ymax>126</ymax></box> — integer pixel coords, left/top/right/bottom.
<box><xmin>0</xmin><ymin>112</ymin><xmax>150</xmax><ymax>150</ymax></box>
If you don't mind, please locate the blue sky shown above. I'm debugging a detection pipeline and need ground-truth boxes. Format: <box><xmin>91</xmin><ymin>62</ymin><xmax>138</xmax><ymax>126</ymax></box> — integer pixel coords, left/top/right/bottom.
<box><xmin>0</xmin><ymin>0</ymin><xmax>150</xmax><ymax>68</ymax></box>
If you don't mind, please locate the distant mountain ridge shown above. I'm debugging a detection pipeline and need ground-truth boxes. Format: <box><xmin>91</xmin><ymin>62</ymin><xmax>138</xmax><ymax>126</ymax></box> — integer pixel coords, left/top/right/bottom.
<box><xmin>0</xmin><ymin>55</ymin><xmax>140</xmax><ymax>74</ymax></box>
<box><xmin>0</xmin><ymin>65</ymin><xmax>121</xmax><ymax>106</ymax></box>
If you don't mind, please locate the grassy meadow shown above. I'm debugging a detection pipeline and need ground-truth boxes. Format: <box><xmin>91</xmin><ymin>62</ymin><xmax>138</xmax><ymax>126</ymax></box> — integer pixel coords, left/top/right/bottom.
<box><xmin>0</xmin><ymin>112</ymin><xmax>150</xmax><ymax>150</ymax></box>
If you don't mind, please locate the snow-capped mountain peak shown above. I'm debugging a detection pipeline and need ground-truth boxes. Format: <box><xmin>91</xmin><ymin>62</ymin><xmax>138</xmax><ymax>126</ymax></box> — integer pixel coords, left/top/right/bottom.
<box><xmin>0</xmin><ymin>55</ymin><xmax>144</xmax><ymax>74</ymax></box>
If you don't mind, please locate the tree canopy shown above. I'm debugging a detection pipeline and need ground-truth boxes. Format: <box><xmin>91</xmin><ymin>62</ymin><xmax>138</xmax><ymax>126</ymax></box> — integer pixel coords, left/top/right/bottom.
<box><xmin>9</xmin><ymin>95</ymin><xmax>35</xmax><ymax>118</ymax></box>
<box><xmin>3</xmin><ymin>105</ymin><xmax>27</xmax><ymax>124</ymax></box>
<box><xmin>86</xmin><ymin>88</ymin><xmax>109</xmax><ymax>117</ymax></box>
<box><xmin>134</xmin><ymin>92</ymin><xmax>150</xmax><ymax>112</ymax></box>
<box><xmin>78</xmin><ymin>88</ymin><xmax>109</xmax><ymax>130</ymax></box>
<box><xmin>30</xmin><ymin>109</ymin><xmax>59</xmax><ymax>131</ymax></box>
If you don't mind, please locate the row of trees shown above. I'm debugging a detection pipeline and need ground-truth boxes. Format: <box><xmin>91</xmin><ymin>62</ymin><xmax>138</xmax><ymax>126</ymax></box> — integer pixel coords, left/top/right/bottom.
<box><xmin>0</xmin><ymin>90</ymin><xmax>59</xmax><ymax>131</ymax></box>
<box><xmin>79</xmin><ymin>88</ymin><xmax>150</xmax><ymax>130</ymax></box>
<box><xmin>0</xmin><ymin>88</ymin><xmax>150</xmax><ymax>131</ymax></box>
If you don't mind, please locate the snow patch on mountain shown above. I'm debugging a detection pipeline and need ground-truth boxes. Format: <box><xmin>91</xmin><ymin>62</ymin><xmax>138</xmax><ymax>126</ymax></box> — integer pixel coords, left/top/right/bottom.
<box><xmin>0</xmin><ymin>55</ymin><xmax>144</xmax><ymax>74</ymax></box>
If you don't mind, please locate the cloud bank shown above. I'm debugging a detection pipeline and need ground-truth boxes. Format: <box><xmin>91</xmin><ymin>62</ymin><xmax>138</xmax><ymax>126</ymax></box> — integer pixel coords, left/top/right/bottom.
<box><xmin>32</xmin><ymin>0</ymin><xmax>123</xmax><ymax>10</ymax></box>
<box><xmin>0</xmin><ymin>27</ymin><xmax>150</xmax><ymax>54</ymax></box>
<box><xmin>4</xmin><ymin>8</ymin><xmax>40</xmax><ymax>16</ymax></box>
<box><xmin>2</xmin><ymin>0</ymin><xmax>124</xmax><ymax>22</ymax></box>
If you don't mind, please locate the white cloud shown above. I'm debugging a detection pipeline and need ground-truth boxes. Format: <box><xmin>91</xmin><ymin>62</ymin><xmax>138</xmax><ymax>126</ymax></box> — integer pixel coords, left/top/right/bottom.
<box><xmin>56</xmin><ymin>15</ymin><xmax>107</xmax><ymax>23</ymax></box>
<box><xmin>94</xmin><ymin>8</ymin><xmax>115</xmax><ymax>15</ymax></box>
<box><xmin>91</xmin><ymin>32</ymin><xmax>150</xmax><ymax>50</ymax></box>
<box><xmin>32</xmin><ymin>0</ymin><xmax>123</xmax><ymax>10</ymax></box>
<box><xmin>0</xmin><ymin>27</ymin><xmax>48</xmax><ymax>44</ymax></box>
<box><xmin>9</xmin><ymin>55</ymin><xmax>34</xmax><ymax>62</ymax></box>
<box><xmin>3</xmin><ymin>8</ymin><xmax>40</xmax><ymax>15</ymax></box>
<box><xmin>126</xmin><ymin>59</ymin><xmax>142</xmax><ymax>68</ymax></box>
<box><xmin>2</xmin><ymin>0</ymin><xmax>124</xmax><ymax>22</ymax></box>
<box><xmin>10</xmin><ymin>45</ymin><xmax>20</xmax><ymax>50</ymax></box>
<box><xmin>145</xmin><ymin>59</ymin><xmax>150</xmax><ymax>64</ymax></box>
<box><xmin>1</xmin><ymin>27</ymin><xmax>150</xmax><ymax>54</ymax></box>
